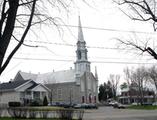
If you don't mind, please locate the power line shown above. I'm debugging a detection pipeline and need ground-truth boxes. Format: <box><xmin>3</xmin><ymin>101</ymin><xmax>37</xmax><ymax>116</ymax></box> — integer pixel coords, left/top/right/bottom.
<box><xmin>11</xmin><ymin>57</ymin><xmax>156</xmax><ymax>65</ymax></box>
<box><xmin>13</xmin><ymin>51</ymin><xmax>153</xmax><ymax>61</ymax></box>
<box><xmin>58</xmin><ymin>24</ymin><xmax>155</xmax><ymax>34</ymax></box>
<box><xmin>25</xmin><ymin>40</ymin><xmax>134</xmax><ymax>51</ymax></box>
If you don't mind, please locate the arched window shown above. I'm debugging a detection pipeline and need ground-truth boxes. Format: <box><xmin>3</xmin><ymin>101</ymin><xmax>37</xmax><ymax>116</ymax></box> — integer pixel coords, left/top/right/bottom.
<box><xmin>78</xmin><ymin>50</ymin><xmax>81</xmax><ymax>59</ymax></box>
<box><xmin>85</xmin><ymin>52</ymin><xmax>87</xmax><ymax>59</ymax></box>
<box><xmin>94</xmin><ymin>96</ymin><xmax>96</xmax><ymax>103</ymax></box>
<box><xmin>89</xmin><ymin>93</ymin><xmax>92</xmax><ymax>103</ymax></box>
<box><xmin>82</xmin><ymin>96</ymin><xmax>85</xmax><ymax>103</ymax></box>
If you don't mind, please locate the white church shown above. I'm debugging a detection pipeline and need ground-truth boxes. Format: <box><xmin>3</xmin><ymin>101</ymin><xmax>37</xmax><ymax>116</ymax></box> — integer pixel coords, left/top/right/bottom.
<box><xmin>13</xmin><ymin>16</ymin><xmax>99</xmax><ymax>104</ymax></box>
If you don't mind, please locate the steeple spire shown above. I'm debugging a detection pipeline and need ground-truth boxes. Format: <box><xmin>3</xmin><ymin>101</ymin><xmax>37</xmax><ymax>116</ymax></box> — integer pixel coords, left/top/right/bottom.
<box><xmin>78</xmin><ymin>16</ymin><xmax>84</xmax><ymax>42</ymax></box>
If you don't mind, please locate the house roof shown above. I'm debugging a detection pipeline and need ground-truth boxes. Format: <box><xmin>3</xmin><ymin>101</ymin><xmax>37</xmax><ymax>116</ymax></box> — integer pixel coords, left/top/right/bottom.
<box><xmin>121</xmin><ymin>88</ymin><xmax>129</xmax><ymax>92</ymax></box>
<box><xmin>27</xmin><ymin>82</ymin><xmax>38</xmax><ymax>90</ymax></box>
<box><xmin>0</xmin><ymin>80</ymin><xmax>30</xmax><ymax>91</ymax></box>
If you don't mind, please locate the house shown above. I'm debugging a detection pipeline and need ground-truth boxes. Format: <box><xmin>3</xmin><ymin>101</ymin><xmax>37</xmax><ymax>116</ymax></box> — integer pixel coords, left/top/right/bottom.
<box><xmin>0</xmin><ymin>79</ymin><xmax>50</xmax><ymax>106</ymax></box>
<box><xmin>13</xmin><ymin>16</ymin><xmax>99</xmax><ymax>104</ymax></box>
<box><xmin>118</xmin><ymin>86</ymin><xmax>155</xmax><ymax>104</ymax></box>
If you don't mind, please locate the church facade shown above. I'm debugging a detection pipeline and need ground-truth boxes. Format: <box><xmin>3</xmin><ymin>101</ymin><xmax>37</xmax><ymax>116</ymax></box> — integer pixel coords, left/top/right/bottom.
<box><xmin>13</xmin><ymin>17</ymin><xmax>98</xmax><ymax>104</ymax></box>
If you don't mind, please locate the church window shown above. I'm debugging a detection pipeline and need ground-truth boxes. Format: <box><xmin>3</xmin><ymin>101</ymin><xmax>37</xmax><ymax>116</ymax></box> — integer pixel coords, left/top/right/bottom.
<box><xmin>82</xmin><ymin>96</ymin><xmax>85</xmax><ymax>103</ymax></box>
<box><xmin>94</xmin><ymin>96</ymin><xmax>96</xmax><ymax>103</ymax></box>
<box><xmin>69</xmin><ymin>87</ymin><xmax>73</xmax><ymax>100</ymax></box>
<box><xmin>93</xmin><ymin>81</ymin><xmax>96</xmax><ymax>92</ymax></box>
<box><xmin>57</xmin><ymin>88</ymin><xmax>62</xmax><ymax>100</ymax></box>
<box><xmin>89</xmin><ymin>93</ymin><xmax>92</xmax><ymax>103</ymax></box>
<box><xmin>78</xmin><ymin>50</ymin><xmax>81</xmax><ymax>59</ymax></box>
<box><xmin>85</xmin><ymin>52</ymin><xmax>87</xmax><ymax>59</ymax></box>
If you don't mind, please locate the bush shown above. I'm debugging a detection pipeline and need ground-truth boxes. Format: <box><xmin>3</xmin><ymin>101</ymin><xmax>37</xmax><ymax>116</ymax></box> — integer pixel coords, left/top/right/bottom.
<box><xmin>8</xmin><ymin>102</ymin><xmax>21</xmax><ymax>107</ymax></box>
<box><xmin>30</xmin><ymin>99</ymin><xmax>43</xmax><ymax>106</ymax></box>
<box><xmin>30</xmin><ymin>101</ymin><xmax>39</xmax><ymax>106</ymax></box>
<box><xmin>7</xmin><ymin>107</ymin><xmax>27</xmax><ymax>118</ymax></box>
<box><xmin>43</xmin><ymin>96</ymin><xmax>48</xmax><ymax>106</ymax></box>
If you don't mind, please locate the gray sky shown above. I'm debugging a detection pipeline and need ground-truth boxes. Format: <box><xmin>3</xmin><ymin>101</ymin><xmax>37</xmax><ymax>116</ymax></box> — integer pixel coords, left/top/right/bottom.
<box><xmin>0</xmin><ymin>0</ymin><xmax>157</xmax><ymax>85</ymax></box>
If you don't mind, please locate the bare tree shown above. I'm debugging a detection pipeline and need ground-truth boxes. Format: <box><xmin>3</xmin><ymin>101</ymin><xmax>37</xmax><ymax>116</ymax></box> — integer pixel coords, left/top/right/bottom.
<box><xmin>147</xmin><ymin>65</ymin><xmax>157</xmax><ymax>91</ymax></box>
<box><xmin>115</xmin><ymin>0</ymin><xmax>157</xmax><ymax>60</ymax></box>
<box><xmin>123</xmin><ymin>67</ymin><xmax>134</xmax><ymax>87</ymax></box>
<box><xmin>108</xmin><ymin>74</ymin><xmax>120</xmax><ymax>100</ymax></box>
<box><xmin>0</xmin><ymin>0</ymin><xmax>75</xmax><ymax>75</ymax></box>
<box><xmin>130</xmin><ymin>66</ymin><xmax>148</xmax><ymax>105</ymax></box>
<box><xmin>123</xmin><ymin>67</ymin><xmax>135</xmax><ymax>103</ymax></box>
<box><xmin>116</xmin><ymin>0</ymin><xmax>157</xmax><ymax>31</ymax></box>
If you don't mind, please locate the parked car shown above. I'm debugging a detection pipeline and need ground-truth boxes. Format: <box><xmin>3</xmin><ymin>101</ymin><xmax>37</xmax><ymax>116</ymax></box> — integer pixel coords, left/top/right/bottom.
<box><xmin>109</xmin><ymin>101</ymin><xmax>118</xmax><ymax>106</ymax></box>
<box><xmin>113</xmin><ymin>103</ymin><xmax>126</xmax><ymax>109</ymax></box>
<box><xmin>74</xmin><ymin>103</ymin><xmax>98</xmax><ymax>109</ymax></box>
<box><xmin>88</xmin><ymin>103</ymin><xmax>98</xmax><ymax>109</ymax></box>
<box><xmin>131</xmin><ymin>102</ymin><xmax>138</xmax><ymax>105</ymax></box>
<box><xmin>73</xmin><ymin>104</ymin><xmax>82</xmax><ymax>109</ymax></box>
<box><xmin>152</xmin><ymin>102</ymin><xmax>157</xmax><ymax>106</ymax></box>
<box><xmin>142</xmin><ymin>102</ymin><xmax>152</xmax><ymax>105</ymax></box>
<box><xmin>48</xmin><ymin>102</ymin><xmax>58</xmax><ymax>106</ymax></box>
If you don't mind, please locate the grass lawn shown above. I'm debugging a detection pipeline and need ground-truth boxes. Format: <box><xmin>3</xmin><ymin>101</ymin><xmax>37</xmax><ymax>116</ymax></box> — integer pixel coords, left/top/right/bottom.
<box><xmin>128</xmin><ymin>105</ymin><xmax>157</xmax><ymax>110</ymax></box>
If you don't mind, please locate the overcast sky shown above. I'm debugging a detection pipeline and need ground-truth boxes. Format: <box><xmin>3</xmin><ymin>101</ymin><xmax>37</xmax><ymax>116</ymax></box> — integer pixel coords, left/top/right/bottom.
<box><xmin>0</xmin><ymin>0</ymin><xmax>157</xmax><ymax>85</ymax></box>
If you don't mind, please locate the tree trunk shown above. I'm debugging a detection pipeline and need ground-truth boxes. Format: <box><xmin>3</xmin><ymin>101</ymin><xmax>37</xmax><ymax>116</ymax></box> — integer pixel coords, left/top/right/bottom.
<box><xmin>0</xmin><ymin>0</ymin><xmax>19</xmax><ymax>74</ymax></box>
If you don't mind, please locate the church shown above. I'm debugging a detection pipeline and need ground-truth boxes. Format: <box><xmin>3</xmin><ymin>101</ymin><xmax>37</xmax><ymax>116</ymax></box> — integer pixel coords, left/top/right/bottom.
<box><xmin>13</xmin><ymin>16</ymin><xmax>98</xmax><ymax>104</ymax></box>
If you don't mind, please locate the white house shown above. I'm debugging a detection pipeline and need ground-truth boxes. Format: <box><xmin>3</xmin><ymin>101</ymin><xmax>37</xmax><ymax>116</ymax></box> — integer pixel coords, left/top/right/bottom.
<box><xmin>0</xmin><ymin>79</ymin><xmax>50</xmax><ymax>106</ymax></box>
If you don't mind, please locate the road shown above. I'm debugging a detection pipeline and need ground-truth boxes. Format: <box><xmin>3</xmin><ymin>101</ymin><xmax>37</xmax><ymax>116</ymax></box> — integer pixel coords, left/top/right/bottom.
<box><xmin>83</xmin><ymin>106</ymin><xmax>157</xmax><ymax>120</ymax></box>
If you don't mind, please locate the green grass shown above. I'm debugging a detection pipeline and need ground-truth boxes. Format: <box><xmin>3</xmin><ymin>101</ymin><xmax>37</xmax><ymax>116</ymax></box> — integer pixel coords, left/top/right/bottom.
<box><xmin>128</xmin><ymin>105</ymin><xmax>157</xmax><ymax>110</ymax></box>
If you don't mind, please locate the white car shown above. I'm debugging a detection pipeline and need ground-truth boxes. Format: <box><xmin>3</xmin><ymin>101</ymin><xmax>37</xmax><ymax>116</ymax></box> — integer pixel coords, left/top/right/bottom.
<box><xmin>152</xmin><ymin>102</ymin><xmax>157</xmax><ymax>106</ymax></box>
<box><xmin>131</xmin><ymin>102</ymin><xmax>138</xmax><ymax>105</ymax></box>
<box><xmin>109</xmin><ymin>101</ymin><xmax>118</xmax><ymax>106</ymax></box>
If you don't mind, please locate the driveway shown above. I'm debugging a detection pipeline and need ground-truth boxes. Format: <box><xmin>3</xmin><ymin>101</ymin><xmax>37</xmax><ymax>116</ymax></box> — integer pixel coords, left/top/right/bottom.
<box><xmin>83</xmin><ymin>106</ymin><xmax>157</xmax><ymax>120</ymax></box>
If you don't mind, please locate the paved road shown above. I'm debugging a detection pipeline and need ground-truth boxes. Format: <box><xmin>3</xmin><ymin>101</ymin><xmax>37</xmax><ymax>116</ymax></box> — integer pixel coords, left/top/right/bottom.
<box><xmin>83</xmin><ymin>106</ymin><xmax>157</xmax><ymax>120</ymax></box>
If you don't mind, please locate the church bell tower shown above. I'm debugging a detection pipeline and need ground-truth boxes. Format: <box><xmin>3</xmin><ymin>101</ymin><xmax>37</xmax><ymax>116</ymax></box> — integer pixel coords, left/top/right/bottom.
<box><xmin>75</xmin><ymin>16</ymin><xmax>90</xmax><ymax>84</ymax></box>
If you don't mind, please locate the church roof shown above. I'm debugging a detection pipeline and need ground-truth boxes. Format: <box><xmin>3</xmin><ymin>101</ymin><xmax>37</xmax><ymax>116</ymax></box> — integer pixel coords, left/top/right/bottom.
<box><xmin>14</xmin><ymin>71</ymin><xmax>37</xmax><ymax>81</ymax></box>
<box><xmin>16</xmin><ymin>69</ymin><xmax>76</xmax><ymax>84</ymax></box>
<box><xmin>36</xmin><ymin>69</ymin><xmax>76</xmax><ymax>84</ymax></box>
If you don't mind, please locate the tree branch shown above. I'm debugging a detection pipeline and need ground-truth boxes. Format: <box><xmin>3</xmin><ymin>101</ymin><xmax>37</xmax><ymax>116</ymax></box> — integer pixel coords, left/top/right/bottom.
<box><xmin>12</xmin><ymin>35</ymin><xmax>38</xmax><ymax>47</ymax></box>
<box><xmin>0</xmin><ymin>0</ymin><xmax>37</xmax><ymax>74</ymax></box>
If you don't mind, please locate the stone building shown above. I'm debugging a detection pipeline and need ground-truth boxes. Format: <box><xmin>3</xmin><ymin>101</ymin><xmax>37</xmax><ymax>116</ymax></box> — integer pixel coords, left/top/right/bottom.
<box><xmin>13</xmin><ymin>16</ymin><xmax>99</xmax><ymax>104</ymax></box>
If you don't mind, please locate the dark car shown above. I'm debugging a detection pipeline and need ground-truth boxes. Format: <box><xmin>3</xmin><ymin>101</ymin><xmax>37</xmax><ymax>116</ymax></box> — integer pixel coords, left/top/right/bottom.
<box><xmin>88</xmin><ymin>104</ymin><xmax>98</xmax><ymax>109</ymax></box>
<box><xmin>74</xmin><ymin>103</ymin><xmax>98</xmax><ymax>109</ymax></box>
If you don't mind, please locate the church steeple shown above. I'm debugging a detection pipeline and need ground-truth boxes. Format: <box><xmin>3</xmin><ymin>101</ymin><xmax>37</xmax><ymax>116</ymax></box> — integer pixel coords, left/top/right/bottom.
<box><xmin>75</xmin><ymin>16</ymin><xmax>90</xmax><ymax>77</ymax></box>
<box><xmin>78</xmin><ymin>16</ymin><xmax>84</xmax><ymax>42</ymax></box>
<box><xmin>76</xmin><ymin>16</ymin><xmax>88</xmax><ymax>61</ymax></box>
